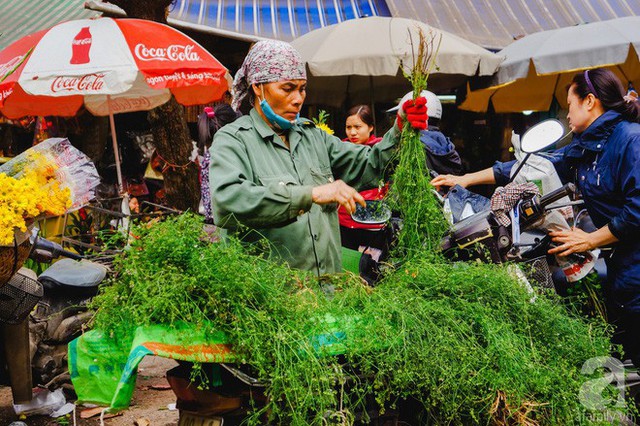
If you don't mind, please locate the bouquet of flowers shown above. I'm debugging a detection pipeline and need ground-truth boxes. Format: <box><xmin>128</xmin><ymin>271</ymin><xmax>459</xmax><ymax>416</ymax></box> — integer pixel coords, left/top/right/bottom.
<box><xmin>0</xmin><ymin>138</ymin><xmax>100</xmax><ymax>283</ymax></box>
<box><xmin>312</xmin><ymin>110</ymin><xmax>334</xmax><ymax>135</ymax></box>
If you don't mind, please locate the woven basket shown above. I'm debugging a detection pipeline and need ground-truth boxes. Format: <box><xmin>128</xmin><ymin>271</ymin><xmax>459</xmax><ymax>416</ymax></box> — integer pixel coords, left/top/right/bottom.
<box><xmin>0</xmin><ymin>231</ymin><xmax>32</xmax><ymax>287</ymax></box>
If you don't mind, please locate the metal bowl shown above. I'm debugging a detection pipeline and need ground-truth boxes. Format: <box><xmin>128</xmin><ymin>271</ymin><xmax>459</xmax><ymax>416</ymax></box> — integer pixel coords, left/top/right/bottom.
<box><xmin>350</xmin><ymin>200</ymin><xmax>392</xmax><ymax>225</ymax></box>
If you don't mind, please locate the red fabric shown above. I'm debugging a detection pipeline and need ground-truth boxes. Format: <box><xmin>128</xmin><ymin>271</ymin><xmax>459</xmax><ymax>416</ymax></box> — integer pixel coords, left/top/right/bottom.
<box><xmin>341</xmin><ymin>135</ymin><xmax>382</xmax><ymax>146</ymax></box>
<box><xmin>0</xmin><ymin>29</ymin><xmax>48</xmax><ymax>109</ymax></box>
<box><xmin>116</xmin><ymin>19</ymin><xmax>229</xmax><ymax>101</ymax></box>
<box><xmin>396</xmin><ymin>97</ymin><xmax>428</xmax><ymax>130</ymax></box>
<box><xmin>339</xmin><ymin>136</ymin><xmax>388</xmax><ymax>229</ymax></box>
<box><xmin>338</xmin><ymin>184</ymin><xmax>389</xmax><ymax>230</ymax></box>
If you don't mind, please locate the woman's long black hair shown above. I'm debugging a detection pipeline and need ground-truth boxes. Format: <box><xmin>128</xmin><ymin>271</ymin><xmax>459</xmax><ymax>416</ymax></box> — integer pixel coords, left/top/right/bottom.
<box><xmin>571</xmin><ymin>68</ymin><xmax>640</xmax><ymax>123</ymax></box>
<box><xmin>197</xmin><ymin>103</ymin><xmax>240</xmax><ymax>153</ymax></box>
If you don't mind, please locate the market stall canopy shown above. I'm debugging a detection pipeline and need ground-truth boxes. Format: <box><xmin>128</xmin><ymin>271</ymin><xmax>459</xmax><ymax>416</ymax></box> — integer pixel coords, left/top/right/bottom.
<box><xmin>385</xmin><ymin>0</ymin><xmax>640</xmax><ymax>50</ymax></box>
<box><xmin>84</xmin><ymin>0</ymin><xmax>392</xmax><ymax>42</ymax></box>
<box><xmin>291</xmin><ymin>16</ymin><xmax>503</xmax><ymax>107</ymax></box>
<box><xmin>0</xmin><ymin>0</ymin><xmax>100</xmax><ymax>50</ymax></box>
<box><xmin>460</xmin><ymin>16</ymin><xmax>640</xmax><ymax>113</ymax></box>
<box><xmin>85</xmin><ymin>1</ymin><xmax>640</xmax><ymax>51</ymax></box>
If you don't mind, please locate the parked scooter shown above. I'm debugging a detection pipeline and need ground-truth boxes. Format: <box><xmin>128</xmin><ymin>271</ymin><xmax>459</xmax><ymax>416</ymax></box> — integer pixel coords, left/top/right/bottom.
<box><xmin>0</xmin><ymin>233</ymin><xmax>108</xmax><ymax>406</ymax></box>
<box><xmin>28</xmin><ymin>236</ymin><xmax>108</xmax><ymax>391</ymax></box>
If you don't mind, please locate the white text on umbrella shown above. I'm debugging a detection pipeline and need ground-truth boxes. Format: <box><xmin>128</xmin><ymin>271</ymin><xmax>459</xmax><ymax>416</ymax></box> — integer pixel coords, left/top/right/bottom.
<box><xmin>134</xmin><ymin>44</ymin><xmax>200</xmax><ymax>62</ymax></box>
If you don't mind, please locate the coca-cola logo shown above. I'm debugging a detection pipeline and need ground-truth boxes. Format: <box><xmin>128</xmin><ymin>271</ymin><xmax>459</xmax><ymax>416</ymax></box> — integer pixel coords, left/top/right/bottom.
<box><xmin>1</xmin><ymin>88</ymin><xmax>13</xmax><ymax>101</ymax></box>
<box><xmin>51</xmin><ymin>74</ymin><xmax>105</xmax><ymax>93</ymax></box>
<box><xmin>134</xmin><ymin>43</ymin><xmax>201</xmax><ymax>62</ymax></box>
<box><xmin>0</xmin><ymin>55</ymin><xmax>25</xmax><ymax>78</ymax></box>
<box><xmin>72</xmin><ymin>38</ymin><xmax>92</xmax><ymax>46</ymax></box>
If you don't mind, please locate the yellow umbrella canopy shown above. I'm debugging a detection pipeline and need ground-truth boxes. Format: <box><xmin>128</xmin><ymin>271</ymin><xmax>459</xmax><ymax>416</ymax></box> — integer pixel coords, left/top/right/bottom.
<box><xmin>462</xmin><ymin>63</ymin><xmax>559</xmax><ymax>113</ymax></box>
<box><xmin>461</xmin><ymin>17</ymin><xmax>640</xmax><ymax>113</ymax></box>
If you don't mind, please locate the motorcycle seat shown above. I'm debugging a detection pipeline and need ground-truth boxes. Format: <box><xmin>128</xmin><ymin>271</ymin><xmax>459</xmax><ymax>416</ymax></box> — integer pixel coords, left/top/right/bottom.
<box><xmin>442</xmin><ymin>210</ymin><xmax>494</xmax><ymax>250</ymax></box>
<box><xmin>451</xmin><ymin>209</ymin><xmax>493</xmax><ymax>233</ymax></box>
<box><xmin>38</xmin><ymin>259</ymin><xmax>107</xmax><ymax>293</ymax></box>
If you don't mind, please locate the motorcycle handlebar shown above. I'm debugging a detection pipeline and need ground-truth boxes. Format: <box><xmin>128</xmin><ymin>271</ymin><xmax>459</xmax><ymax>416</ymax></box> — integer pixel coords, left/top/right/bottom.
<box><xmin>539</xmin><ymin>183</ymin><xmax>575</xmax><ymax>208</ymax></box>
<box><xmin>31</xmin><ymin>237</ymin><xmax>82</xmax><ymax>261</ymax></box>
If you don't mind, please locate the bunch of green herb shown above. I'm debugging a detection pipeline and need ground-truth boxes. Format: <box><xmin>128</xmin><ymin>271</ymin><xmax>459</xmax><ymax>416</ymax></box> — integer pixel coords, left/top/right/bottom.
<box><xmin>88</xmin><ymin>29</ymin><xmax>628</xmax><ymax>426</ymax></box>
<box><xmin>91</xmin><ymin>214</ymin><xmax>626</xmax><ymax>425</ymax></box>
<box><xmin>387</xmin><ymin>29</ymin><xmax>448</xmax><ymax>259</ymax></box>
<box><xmin>562</xmin><ymin>272</ymin><xmax>608</xmax><ymax>322</ymax></box>
<box><xmin>92</xmin><ymin>214</ymin><xmax>361</xmax><ymax>424</ymax></box>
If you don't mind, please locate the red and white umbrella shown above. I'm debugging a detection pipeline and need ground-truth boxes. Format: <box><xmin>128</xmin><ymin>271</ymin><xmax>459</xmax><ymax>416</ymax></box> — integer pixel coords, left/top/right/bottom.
<box><xmin>0</xmin><ymin>17</ymin><xmax>231</xmax><ymax>190</ymax></box>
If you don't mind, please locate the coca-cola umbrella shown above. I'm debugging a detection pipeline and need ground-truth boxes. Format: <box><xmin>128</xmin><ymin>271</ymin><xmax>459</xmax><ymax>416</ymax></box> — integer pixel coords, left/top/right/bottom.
<box><xmin>0</xmin><ymin>17</ymin><xmax>231</xmax><ymax>190</ymax></box>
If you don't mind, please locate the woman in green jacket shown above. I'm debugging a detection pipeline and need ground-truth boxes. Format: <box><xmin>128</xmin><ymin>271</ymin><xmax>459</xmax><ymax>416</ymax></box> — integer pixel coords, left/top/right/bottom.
<box><xmin>209</xmin><ymin>40</ymin><xmax>426</xmax><ymax>275</ymax></box>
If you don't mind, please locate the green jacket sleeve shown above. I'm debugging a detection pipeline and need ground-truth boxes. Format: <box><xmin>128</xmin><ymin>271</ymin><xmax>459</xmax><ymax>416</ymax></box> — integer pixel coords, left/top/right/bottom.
<box><xmin>323</xmin><ymin>125</ymin><xmax>400</xmax><ymax>191</ymax></box>
<box><xmin>209</xmin><ymin>128</ymin><xmax>313</xmax><ymax>229</ymax></box>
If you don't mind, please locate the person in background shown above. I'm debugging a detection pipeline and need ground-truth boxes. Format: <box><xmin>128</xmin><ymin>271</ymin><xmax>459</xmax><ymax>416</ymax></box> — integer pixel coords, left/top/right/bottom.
<box><xmin>197</xmin><ymin>103</ymin><xmax>240</xmax><ymax>223</ymax></box>
<box><xmin>432</xmin><ymin>68</ymin><xmax>640</xmax><ymax>367</ymax></box>
<box><xmin>344</xmin><ymin>105</ymin><xmax>381</xmax><ymax>146</ymax></box>
<box><xmin>339</xmin><ymin>104</ymin><xmax>388</xmax><ymax>251</ymax></box>
<box><xmin>208</xmin><ymin>40</ymin><xmax>427</xmax><ymax>275</ymax></box>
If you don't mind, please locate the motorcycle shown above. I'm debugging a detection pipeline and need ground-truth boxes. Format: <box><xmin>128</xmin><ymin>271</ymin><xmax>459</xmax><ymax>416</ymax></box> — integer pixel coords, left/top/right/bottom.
<box><xmin>442</xmin><ymin>181</ymin><xmax>580</xmax><ymax>286</ymax></box>
<box><xmin>439</xmin><ymin>119</ymin><xmax>598</xmax><ymax>289</ymax></box>
<box><xmin>0</xmin><ymin>233</ymin><xmax>108</xmax><ymax>408</ymax></box>
<box><xmin>28</xmin><ymin>237</ymin><xmax>108</xmax><ymax>391</ymax></box>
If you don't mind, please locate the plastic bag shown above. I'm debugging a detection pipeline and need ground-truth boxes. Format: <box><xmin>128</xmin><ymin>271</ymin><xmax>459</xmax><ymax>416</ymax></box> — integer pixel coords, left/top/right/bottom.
<box><xmin>0</xmin><ymin>137</ymin><xmax>100</xmax><ymax>210</ymax></box>
<box><xmin>13</xmin><ymin>388</ymin><xmax>66</xmax><ymax>417</ymax></box>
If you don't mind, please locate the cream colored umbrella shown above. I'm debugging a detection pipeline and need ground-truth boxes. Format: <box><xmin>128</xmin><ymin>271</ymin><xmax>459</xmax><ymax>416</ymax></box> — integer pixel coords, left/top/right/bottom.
<box><xmin>461</xmin><ymin>16</ymin><xmax>640</xmax><ymax>113</ymax></box>
<box><xmin>291</xmin><ymin>16</ymin><xmax>503</xmax><ymax>107</ymax></box>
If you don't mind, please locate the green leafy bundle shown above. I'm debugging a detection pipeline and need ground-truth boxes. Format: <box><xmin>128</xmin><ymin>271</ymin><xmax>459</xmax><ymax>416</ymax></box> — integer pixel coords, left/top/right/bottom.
<box><xmin>387</xmin><ymin>29</ymin><xmax>448</xmax><ymax>258</ymax></box>
<box><xmin>92</xmin><ymin>214</ymin><xmax>624</xmax><ymax>425</ymax></box>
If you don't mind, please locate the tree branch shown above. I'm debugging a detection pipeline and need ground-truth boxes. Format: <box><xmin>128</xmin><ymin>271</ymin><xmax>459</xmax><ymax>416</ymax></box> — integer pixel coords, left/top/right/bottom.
<box><xmin>105</xmin><ymin>0</ymin><xmax>175</xmax><ymax>22</ymax></box>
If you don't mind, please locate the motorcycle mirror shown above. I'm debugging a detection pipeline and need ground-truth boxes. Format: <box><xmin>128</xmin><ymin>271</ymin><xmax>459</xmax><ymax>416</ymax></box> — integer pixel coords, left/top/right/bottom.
<box><xmin>510</xmin><ymin>119</ymin><xmax>567</xmax><ymax>183</ymax></box>
<box><xmin>351</xmin><ymin>200</ymin><xmax>392</xmax><ymax>225</ymax></box>
<box><xmin>520</xmin><ymin>119</ymin><xmax>565</xmax><ymax>153</ymax></box>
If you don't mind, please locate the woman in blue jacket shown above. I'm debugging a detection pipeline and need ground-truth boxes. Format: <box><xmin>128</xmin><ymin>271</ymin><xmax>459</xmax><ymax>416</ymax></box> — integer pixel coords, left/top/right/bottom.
<box><xmin>432</xmin><ymin>68</ymin><xmax>640</xmax><ymax>367</ymax></box>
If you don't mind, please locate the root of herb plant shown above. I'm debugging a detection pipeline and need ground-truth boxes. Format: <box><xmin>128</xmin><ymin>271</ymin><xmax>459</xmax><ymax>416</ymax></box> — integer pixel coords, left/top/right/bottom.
<box><xmin>490</xmin><ymin>390</ymin><xmax>547</xmax><ymax>426</ymax></box>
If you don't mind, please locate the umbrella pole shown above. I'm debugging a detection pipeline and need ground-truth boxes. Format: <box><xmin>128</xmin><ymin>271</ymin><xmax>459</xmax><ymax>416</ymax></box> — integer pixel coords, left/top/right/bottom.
<box><xmin>107</xmin><ymin>95</ymin><xmax>124</xmax><ymax>194</ymax></box>
<box><xmin>369</xmin><ymin>76</ymin><xmax>376</xmax><ymax>130</ymax></box>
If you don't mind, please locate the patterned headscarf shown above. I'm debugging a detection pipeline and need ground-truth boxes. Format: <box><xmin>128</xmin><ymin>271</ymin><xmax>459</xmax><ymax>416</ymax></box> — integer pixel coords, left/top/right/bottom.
<box><xmin>231</xmin><ymin>40</ymin><xmax>306</xmax><ymax>111</ymax></box>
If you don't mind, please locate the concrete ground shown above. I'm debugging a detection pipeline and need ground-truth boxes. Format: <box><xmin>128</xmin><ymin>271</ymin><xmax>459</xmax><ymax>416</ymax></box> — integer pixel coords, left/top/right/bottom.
<box><xmin>0</xmin><ymin>356</ymin><xmax>180</xmax><ymax>425</ymax></box>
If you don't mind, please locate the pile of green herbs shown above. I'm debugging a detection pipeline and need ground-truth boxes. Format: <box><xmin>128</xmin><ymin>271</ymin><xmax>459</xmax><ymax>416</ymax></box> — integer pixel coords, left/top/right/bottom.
<box><xmin>92</xmin><ymin>214</ymin><xmax>622</xmax><ymax>425</ymax></box>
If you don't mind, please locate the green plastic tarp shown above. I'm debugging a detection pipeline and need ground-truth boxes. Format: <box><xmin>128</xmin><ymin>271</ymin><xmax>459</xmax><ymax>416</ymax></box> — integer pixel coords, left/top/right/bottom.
<box><xmin>68</xmin><ymin>323</ymin><xmax>233</xmax><ymax>409</ymax></box>
<box><xmin>68</xmin><ymin>314</ymin><xmax>364</xmax><ymax>410</ymax></box>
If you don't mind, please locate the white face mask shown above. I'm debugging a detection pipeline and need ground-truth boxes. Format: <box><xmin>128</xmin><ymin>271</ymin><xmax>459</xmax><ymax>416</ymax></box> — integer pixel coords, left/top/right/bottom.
<box><xmin>258</xmin><ymin>85</ymin><xmax>299</xmax><ymax>130</ymax></box>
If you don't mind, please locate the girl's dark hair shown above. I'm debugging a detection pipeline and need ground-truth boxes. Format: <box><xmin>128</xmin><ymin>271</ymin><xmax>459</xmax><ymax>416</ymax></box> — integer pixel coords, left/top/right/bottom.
<box><xmin>197</xmin><ymin>103</ymin><xmax>240</xmax><ymax>151</ymax></box>
<box><xmin>346</xmin><ymin>104</ymin><xmax>375</xmax><ymax>129</ymax></box>
<box><xmin>570</xmin><ymin>68</ymin><xmax>640</xmax><ymax>123</ymax></box>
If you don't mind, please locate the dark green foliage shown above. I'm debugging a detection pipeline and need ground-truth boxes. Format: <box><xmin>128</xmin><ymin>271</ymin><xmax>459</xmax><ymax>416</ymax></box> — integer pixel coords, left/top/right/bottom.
<box><xmin>386</xmin><ymin>29</ymin><xmax>448</xmax><ymax>260</ymax></box>
<box><xmin>386</xmin><ymin>120</ymin><xmax>448</xmax><ymax>258</ymax></box>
